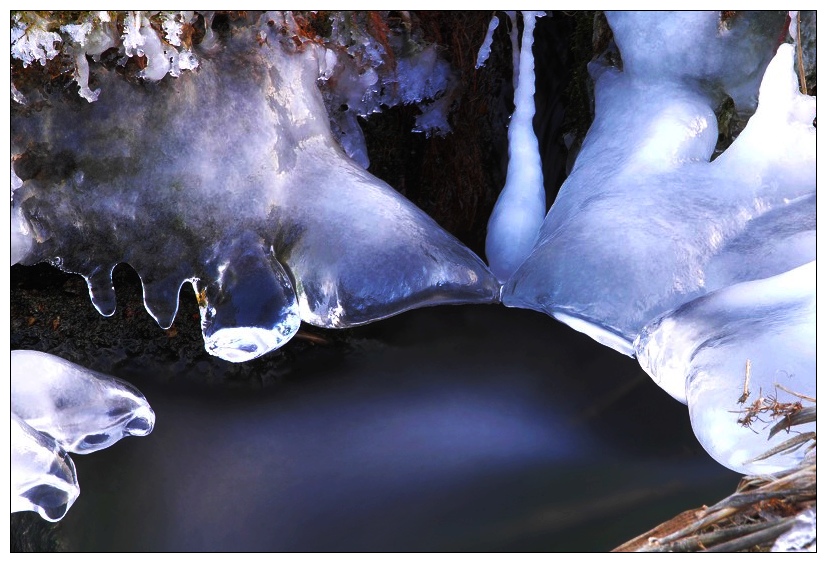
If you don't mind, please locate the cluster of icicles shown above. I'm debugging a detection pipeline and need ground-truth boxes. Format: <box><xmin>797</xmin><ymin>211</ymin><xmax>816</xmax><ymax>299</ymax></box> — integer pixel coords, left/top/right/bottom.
<box><xmin>10</xmin><ymin>10</ymin><xmax>815</xmax><ymax>524</ymax></box>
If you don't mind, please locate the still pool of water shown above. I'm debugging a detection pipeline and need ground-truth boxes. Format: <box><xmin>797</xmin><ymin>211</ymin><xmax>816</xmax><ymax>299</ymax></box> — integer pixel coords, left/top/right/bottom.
<box><xmin>54</xmin><ymin>304</ymin><xmax>738</xmax><ymax>551</ymax></box>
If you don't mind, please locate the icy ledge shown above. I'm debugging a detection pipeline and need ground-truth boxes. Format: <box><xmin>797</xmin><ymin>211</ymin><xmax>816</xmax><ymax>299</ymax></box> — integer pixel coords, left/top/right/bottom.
<box><xmin>11</xmin><ymin>12</ymin><xmax>499</xmax><ymax>363</ymax></box>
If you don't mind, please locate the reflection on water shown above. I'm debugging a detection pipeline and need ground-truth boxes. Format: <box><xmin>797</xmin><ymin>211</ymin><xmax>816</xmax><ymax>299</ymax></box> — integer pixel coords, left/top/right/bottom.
<box><xmin>57</xmin><ymin>305</ymin><xmax>737</xmax><ymax>551</ymax></box>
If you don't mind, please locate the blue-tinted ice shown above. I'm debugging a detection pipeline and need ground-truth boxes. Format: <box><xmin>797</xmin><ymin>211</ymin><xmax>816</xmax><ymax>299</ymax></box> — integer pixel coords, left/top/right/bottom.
<box><xmin>11</xmin><ymin>350</ymin><xmax>155</xmax><ymax>454</ymax></box>
<box><xmin>502</xmin><ymin>13</ymin><xmax>814</xmax><ymax>355</ymax></box>
<box><xmin>11</xmin><ymin>350</ymin><xmax>155</xmax><ymax>521</ymax></box>
<box><xmin>635</xmin><ymin>262</ymin><xmax>815</xmax><ymax>474</ymax></box>
<box><xmin>11</xmin><ymin>13</ymin><xmax>499</xmax><ymax>363</ymax></box>
<box><xmin>485</xmin><ymin>12</ymin><xmax>547</xmax><ymax>282</ymax></box>
<box><xmin>11</xmin><ymin>413</ymin><xmax>80</xmax><ymax>522</ymax></box>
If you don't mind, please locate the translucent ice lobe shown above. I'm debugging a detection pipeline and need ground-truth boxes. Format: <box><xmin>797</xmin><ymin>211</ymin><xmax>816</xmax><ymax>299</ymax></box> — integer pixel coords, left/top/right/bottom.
<box><xmin>704</xmin><ymin>192</ymin><xmax>815</xmax><ymax>290</ymax></box>
<box><xmin>712</xmin><ymin>43</ymin><xmax>816</xmax><ymax>187</ymax></box>
<box><xmin>11</xmin><ymin>350</ymin><xmax>155</xmax><ymax>454</ymax></box>
<box><xmin>635</xmin><ymin>262</ymin><xmax>815</xmax><ymax>474</ymax></box>
<box><xmin>280</xmin><ymin>153</ymin><xmax>501</xmax><ymax>327</ymax></box>
<box><xmin>502</xmin><ymin>19</ymin><xmax>814</xmax><ymax>355</ymax></box>
<box><xmin>12</xmin><ymin>15</ymin><xmax>499</xmax><ymax>361</ymax></box>
<box><xmin>194</xmin><ymin>231</ymin><xmax>300</xmax><ymax>363</ymax></box>
<box><xmin>11</xmin><ymin>414</ymin><xmax>80</xmax><ymax>522</ymax></box>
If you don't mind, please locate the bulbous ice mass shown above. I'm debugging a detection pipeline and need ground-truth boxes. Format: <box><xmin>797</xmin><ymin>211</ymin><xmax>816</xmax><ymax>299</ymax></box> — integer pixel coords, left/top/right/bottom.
<box><xmin>635</xmin><ymin>262</ymin><xmax>815</xmax><ymax>474</ymax></box>
<box><xmin>11</xmin><ymin>414</ymin><xmax>80</xmax><ymax>522</ymax></box>
<box><xmin>502</xmin><ymin>12</ymin><xmax>813</xmax><ymax>356</ymax></box>
<box><xmin>11</xmin><ymin>13</ymin><xmax>499</xmax><ymax>362</ymax></box>
<box><xmin>11</xmin><ymin>350</ymin><xmax>155</xmax><ymax>454</ymax></box>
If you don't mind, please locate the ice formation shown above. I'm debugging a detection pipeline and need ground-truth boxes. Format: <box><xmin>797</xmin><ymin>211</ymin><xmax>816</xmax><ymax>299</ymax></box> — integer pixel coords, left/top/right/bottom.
<box><xmin>11</xmin><ymin>12</ymin><xmax>499</xmax><ymax>362</ymax></box>
<box><xmin>501</xmin><ymin>12</ymin><xmax>813</xmax><ymax>356</ymax></box>
<box><xmin>314</xmin><ymin>11</ymin><xmax>461</xmax><ymax>165</ymax></box>
<box><xmin>475</xmin><ymin>15</ymin><xmax>500</xmax><ymax>69</ymax></box>
<box><xmin>485</xmin><ymin>11</ymin><xmax>547</xmax><ymax>283</ymax></box>
<box><xmin>10</xmin><ymin>12</ymin><xmax>61</xmax><ymax>67</ymax></box>
<box><xmin>772</xmin><ymin>507</ymin><xmax>817</xmax><ymax>552</ymax></box>
<box><xmin>635</xmin><ymin>262</ymin><xmax>815</xmax><ymax>474</ymax></box>
<box><xmin>11</xmin><ymin>350</ymin><xmax>155</xmax><ymax>521</ymax></box>
<box><xmin>11</xmin><ymin>414</ymin><xmax>80</xmax><ymax>522</ymax></box>
<box><xmin>11</xmin><ymin>350</ymin><xmax>155</xmax><ymax>454</ymax></box>
<box><xmin>11</xmin><ymin>11</ymin><xmax>200</xmax><ymax>103</ymax></box>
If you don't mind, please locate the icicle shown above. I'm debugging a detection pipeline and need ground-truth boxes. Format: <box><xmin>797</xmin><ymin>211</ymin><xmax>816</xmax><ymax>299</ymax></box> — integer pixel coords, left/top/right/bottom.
<box><xmin>789</xmin><ymin>10</ymin><xmax>799</xmax><ymax>41</ymax></box>
<box><xmin>485</xmin><ymin>11</ymin><xmax>547</xmax><ymax>283</ymax></box>
<box><xmin>475</xmin><ymin>15</ymin><xmax>500</xmax><ymax>69</ymax></box>
<box><xmin>506</xmin><ymin>11</ymin><xmax>520</xmax><ymax>88</ymax></box>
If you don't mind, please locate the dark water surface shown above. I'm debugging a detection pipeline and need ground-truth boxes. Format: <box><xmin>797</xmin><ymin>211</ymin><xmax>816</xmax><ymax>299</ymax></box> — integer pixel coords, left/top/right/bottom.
<box><xmin>51</xmin><ymin>304</ymin><xmax>737</xmax><ymax>551</ymax></box>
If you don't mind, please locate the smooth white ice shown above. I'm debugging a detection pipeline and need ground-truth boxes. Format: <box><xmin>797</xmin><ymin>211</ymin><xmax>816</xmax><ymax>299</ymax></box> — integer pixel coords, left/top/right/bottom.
<box><xmin>503</xmin><ymin>14</ymin><xmax>813</xmax><ymax>355</ymax></box>
<box><xmin>635</xmin><ymin>262</ymin><xmax>815</xmax><ymax>474</ymax></box>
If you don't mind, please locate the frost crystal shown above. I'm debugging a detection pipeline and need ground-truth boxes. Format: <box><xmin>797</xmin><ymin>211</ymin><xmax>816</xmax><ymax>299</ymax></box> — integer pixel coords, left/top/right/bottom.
<box><xmin>161</xmin><ymin>12</ymin><xmax>186</xmax><ymax>46</ymax></box>
<box><xmin>320</xmin><ymin>11</ymin><xmax>459</xmax><ymax>148</ymax></box>
<box><xmin>12</xmin><ymin>11</ymin><xmax>201</xmax><ymax>105</ymax></box>
<box><xmin>11</xmin><ymin>14</ymin><xmax>61</xmax><ymax>67</ymax></box>
<box><xmin>121</xmin><ymin>11</ymin><xmax>145</xmax><ymax>57</ymax></box>
<box><xmin>60</xmin><ymin>22</ymin><xmax>92</xmax><ymax>46</ymax></box>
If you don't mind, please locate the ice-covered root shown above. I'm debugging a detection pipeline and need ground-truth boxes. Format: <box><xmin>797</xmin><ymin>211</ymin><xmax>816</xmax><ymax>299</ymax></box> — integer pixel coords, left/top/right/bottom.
<box><xmin>634</xmin><ymin>261</ymin><xmax>815</xmax><ymax>474</ymax></box>
<box><xmin>11</xmin><ymin>350</ymin><xmax>155</xmax><ymax>454</ymax></box>
<box><xmin>193</xmin><ymin>231</ymin><xmax>301</xmax><ymax>363</ymax></box>
<box><xmin>485</xmin><ymin>11</ymin><xmax>547</xmax><ymax>283</ymax></box>
<box><xmin>11</xmin><ymin>414</ymin><xmax>80</xmax><ymax>522</ymax></box>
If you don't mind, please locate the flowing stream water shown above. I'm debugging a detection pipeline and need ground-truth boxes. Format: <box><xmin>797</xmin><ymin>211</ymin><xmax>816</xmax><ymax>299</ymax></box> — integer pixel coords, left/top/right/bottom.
<box><xmin>52</xmin><ymin>303</ymin><xmax>738</xmax><ymax>551</ymax></box>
